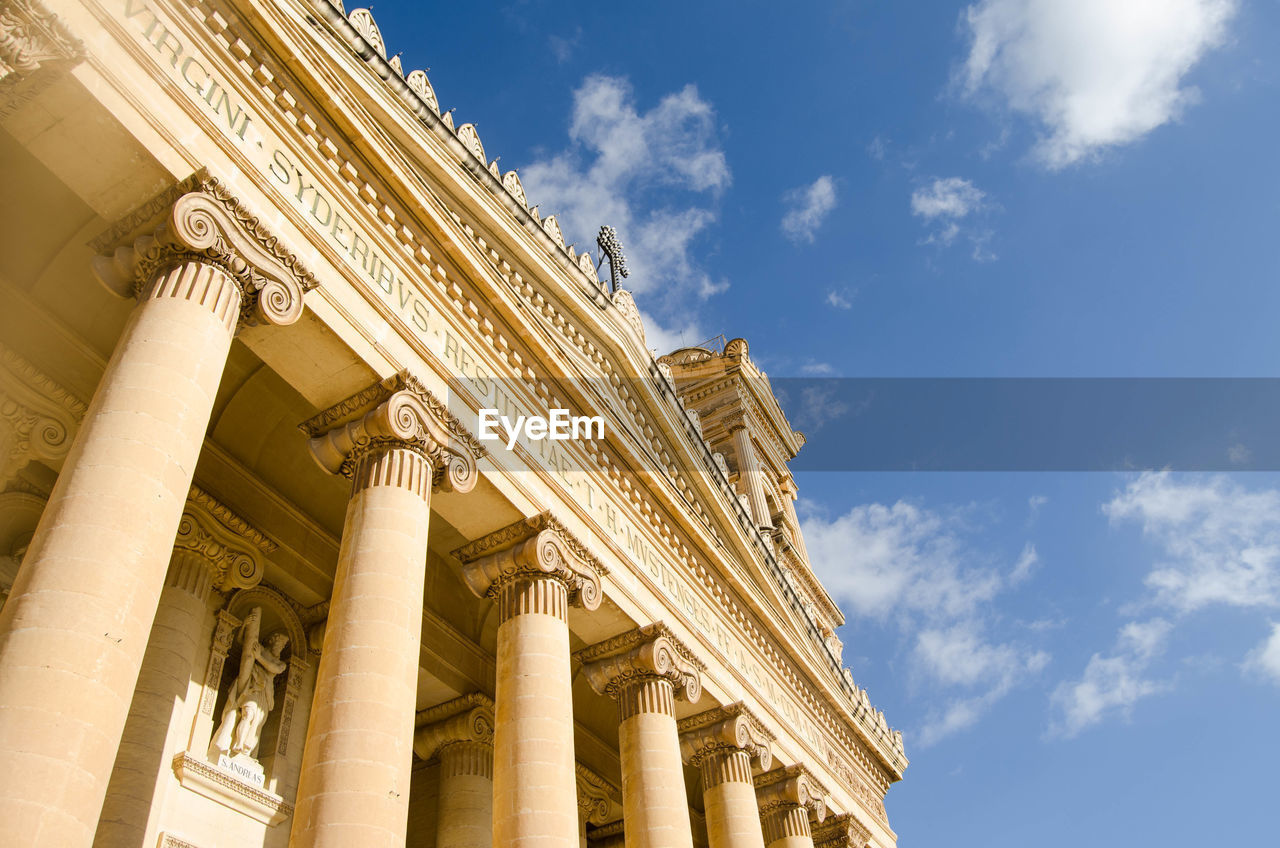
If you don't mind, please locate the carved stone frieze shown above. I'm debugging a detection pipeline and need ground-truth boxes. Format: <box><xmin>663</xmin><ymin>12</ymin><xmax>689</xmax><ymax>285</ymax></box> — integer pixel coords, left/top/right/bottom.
<box><xmin>91</xmin><ymin>175</ymin><xmax>319</xmax><ymax>328</ymax></box>
<box><xmin>811</xmin><ymin>812</ymin><xmax>872</xmax><ymax>848</ymax></box>
<box><xmin>754</xmin><ymin>763</ymin><xmax>828</xmax><ymax>821</ymax></box>
<box><xmin>0</xmin><ymin>0</ymin><xmax>83</xmax><ymax>84</ymax></box>
<box><xmin>574</xmin><ymin>622</ymin><xmax>704</xmax><ymax>703</ymax></box>
<box><xmin>0</xmin><ymin>342</ymin><xmax>85</xmax><ymax>488</ymax></box>
<box><xmin>300</xmin><ymin>371</ymin><xmax>484</xmax><ymax>493</ymax></box>
<box><xmin>412</xmin><ymin>692</ymin><xmax>494</xmax><ymax>761</ymax></box>
<box><xmin>452</xmin><ymin>511</ymin><xmax>605</xmax><ymax>610</ymax></box>
<box><xmin>677</xmin><ymin>702</ymin><xmax>774</xmax><ymax>769</ymax></box>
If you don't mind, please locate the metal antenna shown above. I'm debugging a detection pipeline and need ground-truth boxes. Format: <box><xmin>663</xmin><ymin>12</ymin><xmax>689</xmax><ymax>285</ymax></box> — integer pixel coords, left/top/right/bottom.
<box><xmin>595</xmin><ymin>225</ymin><xmax>629</xmax><ymax>293</ymax></box>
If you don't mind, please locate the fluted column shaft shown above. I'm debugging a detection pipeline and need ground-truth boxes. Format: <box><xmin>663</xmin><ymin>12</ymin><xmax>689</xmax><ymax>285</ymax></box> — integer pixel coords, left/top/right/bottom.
<box><xmin>731</xmin><ymin>425</ymin><xmax>771</xmax><ymax>530</ymax></box>
<box><xmin>291</xmin><ymin>446</ymin><xmax>433</xmax><ymax>847</ymax></box>
<box><xmin>437</xmin><ymin>741</ymin><xmax>493</xmax><ymax>848</ymax></box>
<box><xmin>702</xmin><ymin>750</ymin><xmax>767</xmax><ymax>848</ymax></box>
<box><xmin>493</xmin><ymin>574</ymin><xmax>579</xmax><ymax>847</ymax></box>
<box><xmin>619</xmin><ymin>678</ymin><xmax>694</xmax><ymax>848</ymax></box>
<box><xmin>760</xmin><ymin>807</ymin><xmax>813</xmax><ymax>848</ymax></box>
<box><xmin>0</xmin><ymin>257</ymin><xmax>241</xmax><ymax>847</ymax></box>
<box><xmin>94</xmin><ymin>551</ymin><xmax>213</xmax><ymax>848</ymax></box>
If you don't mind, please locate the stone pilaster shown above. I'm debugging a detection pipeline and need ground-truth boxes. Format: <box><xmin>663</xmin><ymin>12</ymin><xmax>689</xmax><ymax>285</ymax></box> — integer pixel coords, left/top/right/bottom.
<box><xmin>754</xmin><ymin>765</ymin><xmax>828</xmax><ymax>848</ymax></box>
<box><xmin>453</xmin><ymin>513</ymin><xmax>607</xmax><ymax>848</ymax></box>
<box><xmin>728</xmin><ymin>417</ymin><xmax>772</xmax><ymax>532</ymax></box>
<box><xmin>413</xmin><ymin>693</ymin><xmax>495</xmax><ymax>848</ymax></box>
<box><xmin>0</xmin><ymin>180</ymin><xmax>314</xmax><ymax>848</ymax></box>
<box><xmin>95</xmin><ymin>487</ymin><xmax>274</xmax><ymax>848</ymax></box>
<box><xmin>290</xmin><ymin>374</ymin><xmax>482</xmax><ymax>847</ymax></box>
<box><xmin>679</xmin><ymin>704</ymin><xmax>775</xmax><ymax>848</ymax></box>
<box><xmin>809</xmin><ymin>812</ymin><xmax>871</xmax><ymax>848</ymax></box>
<box><xmin>576</xmin><ymin>623</ymin><xmax>705</xmax><ymax>848</ymax></box>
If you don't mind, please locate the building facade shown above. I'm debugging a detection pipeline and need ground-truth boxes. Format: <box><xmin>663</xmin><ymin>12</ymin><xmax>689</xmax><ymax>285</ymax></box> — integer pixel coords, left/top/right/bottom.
<box><xmin>0</xmin><ymin>0</ymin><xmax>907</xmax><ymax>846</ymax></box>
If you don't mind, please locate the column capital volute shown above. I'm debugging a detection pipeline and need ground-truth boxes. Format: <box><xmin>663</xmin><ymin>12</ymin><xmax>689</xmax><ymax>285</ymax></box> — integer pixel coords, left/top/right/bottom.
<box><xmin>677</xmin><ymin>702</ymin><xmax>775</xmax><ymax>769</ymax></box>
<box><xmin>91</xmin><ymin>172</ymin><xmax>319</xmax><ymax>327</ymax></box>
<box><xmin>301</xmin><ymin>371</ymin><xmax>485</xmax><ymax>494</ymax></box>
<box><xmin>575</xmin><ymin>763</ymin><xmax>616</xmax><ymax>826</ymax></box>
<box><xmin>724</xmin><ymin>412</ymin><xmax>748</xmax><ymax>434</ymax></box>
<box><xmin>811</xmin><ymin>812</ymin><xmax>872</xmax><ymax>848</ymax></box>
<box><xmin>754</xmin><ymin>763</ymin><xmax>829</xmax><ymax>822</ymax></box>
<box><xmin>574</xmin><ymin>622</ymin><xmax>705</xmax><ymax>703</ymax></box>
<box><xmin>175</xmin><ymin>485</ymin><xmax>275</xmax><ymax>592</ymax></box>
<box><xmin>452</xmin><ymin>511</ymin><xmax>606</xmax><ymax>610</ymax></box>
<box><xmin>412</xmin><ymin>692</ymin><xmax>494</xmax><ymax>761</ymax></box>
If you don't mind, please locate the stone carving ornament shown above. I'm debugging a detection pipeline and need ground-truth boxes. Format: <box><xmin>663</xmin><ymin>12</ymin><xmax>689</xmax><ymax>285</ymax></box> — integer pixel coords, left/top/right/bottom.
<box><xmin>210</xmin><ymin>607</ymin><xmax>289</xmax><ymax>761</ymax></box>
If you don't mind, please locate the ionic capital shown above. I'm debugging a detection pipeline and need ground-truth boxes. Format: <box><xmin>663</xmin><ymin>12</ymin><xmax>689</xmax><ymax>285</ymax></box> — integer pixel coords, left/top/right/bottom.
<box><xmin>452</xmin><ymin>511</ymin><xmax>605</xmax><ymax>611</ymax></box>
<box><xmin>301</xmin><ymin>371</ymin><xmax>484</xmax><ymax>494</ymax></box>
<box><xmin>0</xmin><ymin>343</ymin><xmax>85</xmax><ymax>488</ymax></box>
<box><xmin>811</xmin><ymin>812</ymin><xmax>872</xmax><ymax>848</ymax></box>
<box><xmin>173</xmin><ymin>485</ymin><xmax>275</xmax><ymax>593</ymax></box>
<box><xmin>723</xmin><ymin>412</ymin><xmax>748</xmax><ymax>434</ymax></box>
<box><xmin>92</xmin><ymin>173</ymin><xmax>318</xmax><ymax>327</ymax></box>
<box><xmin>754</xmin><ymin>763</ymin><xmax>828</xmax><ymax>822</ymax></box>
<box><xmin>575</xmin><ymin>763</ymin><xmax>616</xmax><ymax>826</ymax></box>
<box><xmin>575</xmin><ymin>622</ymin><xmax>704</xmax><ymax>704</ymax></box>
<box><xmin>677</xmin><ymin>702</ymin><xmax>774</xmax><ymax>769</ymax></box>
<box><xmin>413</xmin><ymin>692</ymin><xmax>494</xmax><ymax>761</ymax></box>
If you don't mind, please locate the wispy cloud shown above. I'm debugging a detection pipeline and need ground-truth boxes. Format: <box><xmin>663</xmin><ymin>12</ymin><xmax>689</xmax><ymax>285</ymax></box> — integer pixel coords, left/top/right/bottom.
<box><xmin>910</xmin><ymin>177</ymin><xmax>995</xmax><ymax>261</ymax></box>
<box><xmin>803</xmin><ymin>500</ymin><xmax>1046</xmax><ymax>745</ymax></box>
<box><xmin>781</xmin><ymin>175</ymin><xmax>838</xmax><ymax>244</ymax></box>
<box><xmin>521</xmin><ymin>75</ymin><xmax>731</xmax><ymax>352</ymax></box>
<box><xmin>826</xmin><ymin>289</ymin><xmax>855</xmax><ymax>310</ymax></box>
<box><xmin>961</xmin><ymin>0</ymin><xmax>1237</xmax><ymax>168</ymax></box>
<box><xmin>1053</xmin><ymin>472</ymin><xmax>1280</xmax><ymax>735</ymax></box>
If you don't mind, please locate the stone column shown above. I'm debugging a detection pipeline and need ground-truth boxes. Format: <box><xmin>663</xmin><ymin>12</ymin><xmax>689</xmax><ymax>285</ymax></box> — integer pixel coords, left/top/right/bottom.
<box><xmin>809</xmin><ymin>812</ymin><xmax>871</xmax><ymax>848</ymax></box>
<box><xmin>95</xmin><ymin>487</ymin><xmax>272</xmax><ymax>848</ymax></box>
<box><xmin>454</xmin><ymin>513</ymin><xmax>607</xmax><ymax>848</ymax></box>
<box><xmin>754</xmin><ymin>765</ymin><xmax>827</xmax><ymax>848</ymax></box>
<box><xmin>679</xmin><ymin>704</ymin><xmax>775</xmax><ymax>848</ymax></box>
<box><xmin>413</xmin><ymin>693</ymin><xmax>494</xmax><ymax>848</ymax></box>
<box><xmin>0</xmin><ymin>182</ymin><xmax>313</xmax><ymax>847</ymax></box>
<box><xmin>577</xmin><ymin>623</ymin><xmax>705</xmax><ymax>848</ymax></box>
<box><xmin>290</xmin><ymin>374</ymin><xmax>482</xmax><ymax>847</ymax></box>
<box><xmin>728</xmin><ymin>417</ymin><xmax>772</xmax><ymax>532</ymax></box>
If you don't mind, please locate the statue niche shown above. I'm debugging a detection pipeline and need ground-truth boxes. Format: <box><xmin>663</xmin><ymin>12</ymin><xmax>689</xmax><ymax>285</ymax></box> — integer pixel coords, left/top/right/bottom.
<box><xmin>210</xmin><ymin>606</ymin><xmax>289</xmax><ymax>775</ymax></box>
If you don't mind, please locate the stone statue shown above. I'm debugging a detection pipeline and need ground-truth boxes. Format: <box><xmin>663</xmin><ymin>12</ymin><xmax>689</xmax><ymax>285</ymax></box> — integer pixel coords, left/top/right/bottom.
<box><xmin>210</xmin><ymin>606</ymin><xmax>288</xmax><ymax>762</ymax></box>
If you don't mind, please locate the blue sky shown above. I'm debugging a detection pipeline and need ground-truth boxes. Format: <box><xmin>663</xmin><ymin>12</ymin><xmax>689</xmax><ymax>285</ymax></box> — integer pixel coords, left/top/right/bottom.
<box><xmin>371</xmin><ymin>1</ymin><xmax>1280</xmax><ymax>843</ymax></box>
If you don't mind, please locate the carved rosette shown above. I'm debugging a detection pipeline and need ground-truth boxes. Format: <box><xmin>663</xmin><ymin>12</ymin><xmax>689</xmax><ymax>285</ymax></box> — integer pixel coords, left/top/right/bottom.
<box><xmin>575</xmin><ymin>622</ymin><xmax>705</xmax><ymax>711</ymax></box>
<box><xmin>92</xmin><ymin>176</ymin><xmax>319</xmax><ymax>329</ymax></box>
<box><xmin>301</xmin><ymin>371</ymin><xmax>484</xmax><ymax>495</ymax></box>
<box><xmin>677</xmin><ymin>702</ymin><xmax>774</xmax><ymax>770</ymax></box>
<box><xmin>413</xmin><ymin>692</ymin><xmax>494</xmax><ymax>761</ymax></box>
<box><xmin>812</xmin><ymin>812</ymin><xmax>872</xmax><ymax>848</ymax></box>
<box><xmin>575</xmin><ymin>763</ymin><xmax>615</xmax><ymax>827</ymax></box>
<box><xmin>754</xmin><ymin>763</ymin><xmax>828</xmax><ymax>822</ymax></box>
<box><xmin>452</xmin><ymin>511</ymin><xmax>606</xmax><ymax>611</ymax></box>
<box><xmin>174</xmin><ymin>485</ymin><xmax>276</xmax><ymax>593</ymax></box>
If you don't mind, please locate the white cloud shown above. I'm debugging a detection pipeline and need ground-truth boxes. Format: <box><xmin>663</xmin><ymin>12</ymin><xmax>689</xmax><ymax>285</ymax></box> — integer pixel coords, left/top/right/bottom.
<box><xmin>1049</xmin><ymin>618</ymin><xmax>1171</xmax><ymax>737</ymax></box>
<box><xmin>638</xmin><ymin>309</ymin><xmax>703</xmax><ymax>355</ymax></box>
<box><xmin>800</xmin><ymin>361</ymin><xmax>836</xmax><ymax>376</ymax></box>
<box><xmin>781</xmin><ymin>175</ymin><xmax>838</xmax><ymax>244</ymax></box>
<box><xmin>826</xmin><ymin>289</ymin><xmax>854</xmax><ymax>310</ymax></box>
<box><xmin>911</xmin><ymin>177</ymin><xmax>986</xmax><ymax>220</ymax></box>
<box><xmin>911</xmin><ymin>178</ymin><xmax>994</xmax><ymax>259</ymax></box>
<box><xmin>1104</xmin><ymin>472</ymin><xmax>1280</xmax><ymax>612</ymax></box>
<box><xmin>804</xmin><ymin>501</ymin><xmax>1047</xmax><ymax>745</ymax></box>
<box><xmin>1010</xmin><ymin>542</ymin><xmax>1039</xmax><ymax>584</ymax></box>
<box><xmin>1244</xmin><ymin>622</ymin><xmax>1280</xmax><ymax>685</ymax></box>
<box><xmin>521</xmin><ymin>75</ymin><xmax>731</xmax><ymax>341</ymax></box>
<box><xmin>962</xmin><ymin>0</ymin><xmax>1237</xmax><ymax>168</ymax></box>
